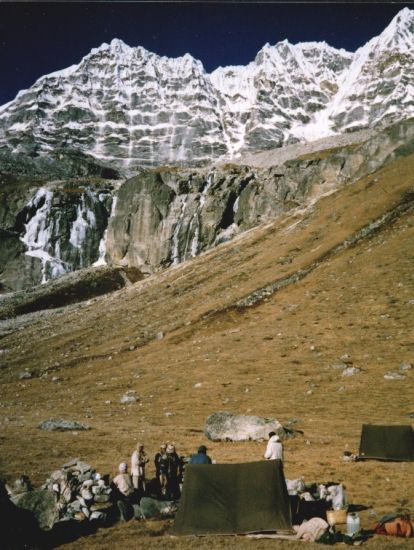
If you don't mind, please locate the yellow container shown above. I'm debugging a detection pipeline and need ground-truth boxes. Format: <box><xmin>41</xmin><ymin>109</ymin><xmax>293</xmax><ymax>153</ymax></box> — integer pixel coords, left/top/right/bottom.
<box><xmin>326</xmin><ymin>509</ymin><xmax>347</xmax><ymax>525</ymax></box>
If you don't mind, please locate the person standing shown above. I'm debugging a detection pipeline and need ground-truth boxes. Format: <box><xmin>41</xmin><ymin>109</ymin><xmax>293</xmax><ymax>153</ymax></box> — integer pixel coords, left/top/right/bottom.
<box><xmin>264</xmin><ymin>432</ymin><xmax>283</xmax><ymax>461</ymax></box>
<box><xmin>131</xmin><ymin>442</ymin><xmax>149</xmax><ymax>495</ymax></box>
<box><xmin>164</xmin><ymin>444</ymin><xmax>181</xmax><ymax>499</ymax></box>
<box><xmin>189</xmin><ymin>445</ymin><xmax>212</xmax><ymax>464</ymax></box>
<box><xmin>154</xmin><ymin>443</ymin><xmax>167</xmax><ymax>496</ymax></box>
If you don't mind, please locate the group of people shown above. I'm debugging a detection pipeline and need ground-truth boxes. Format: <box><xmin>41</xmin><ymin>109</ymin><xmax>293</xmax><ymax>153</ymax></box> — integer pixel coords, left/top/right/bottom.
<box><xmin>111</xmin><ymin>433</ymin><xmax>282</xmax><ymax>520</ymax></box>
<box><xmin>112</xmin><ymin>442</ymin><xmax>212</xmax><ymax>506</ymax></box>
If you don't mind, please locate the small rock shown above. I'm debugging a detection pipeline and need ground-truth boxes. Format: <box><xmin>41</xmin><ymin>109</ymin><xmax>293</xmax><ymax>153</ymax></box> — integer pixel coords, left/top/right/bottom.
<box><xmin>90</xmin><ymin>501</ymin><xmax>113</xmax><ymax>511</ymax></box>
<box><xmin>331</xmin><ymin>363</ymin><xmax>347</xmax><ymax>370</ymax></box>
<box><xmin>194</xmin><ymin>382</ymin><xmax>203</xmax><ymax>388</ymax></box>
<box><xmin>68</xmin><ymin>501</ymin><xmax>81</xmax><ymax>512</ymax></box>
<box><xmin>89</xmin><ymin>511</ymin><xmax>105</xmax><ymax>521</ymax></box>
<box><xmin>407</xmin><ymin>299</ymin><xmax>414</xmax><ymax>305</ymax></box>
<box><xmin>342</xmin><ymin>367</ymin><xmax>361</xmax><ymax>377</ymax></box>
<box><xmin>80</xmin><ymin>489</ymin><xmax>93</xmax><ymax>501</ymax></box>
<box><xmin>156</xmin><ymin>331</ymin><xmax>164</xmax><ymax>340</ymax></box>
<box><xmin>384</xmin><ymin>371</ymin><xmax>406</xmax><ymax>380</ymax></box>
<box><xmin>165</xmin><ymin>412</ymin><xmax>173</xmax><ymax>417</ymax></box>
<box><xmin>81</xmin><ymin>506</ymin><xmax>90</xmax><ymax>518</ymax></box>
<box><xmin>77</xmin><ymin>496</ymin><xmax>87</xmax><ymax>507</ymax></box>
<box><xmin>399</xmin><ymin>362</ymin><xmax>412</xmax><ymax>371</ymax></box>
<box><xmin>340</xmin><ymin>354</ymin><xmax>353</xmax><ymax>364</ymax></box>
<box><xmin>93</xmin><ymin>494</ymin><xmax>110</xmax><ymax>503</ymax></box>
<box><xmin>129</xmin><ymin>345</ymin><xmax>136</xmax><ymax>351</ymax></box>
<box><xmin>19</xmin><ymin>371</ymin><xmax>33</xmax><ymax>380</ymax></box>
<box><xmin>120</xmin><ymin>394</ymin><xmax>138</xmax><ymax>404</ymax></box>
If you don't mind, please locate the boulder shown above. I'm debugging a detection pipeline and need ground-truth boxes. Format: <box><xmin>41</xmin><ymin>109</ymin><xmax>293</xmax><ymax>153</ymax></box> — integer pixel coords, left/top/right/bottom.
<box><xmin>13</xmin><ymin>489</ymin><xmax>58</xmax><ymax>530</ymax></box>
<box><xmin>138</xmin><ymin>497</ymin><xmax>178</xmax><ymax>519</ymax></box>
<box><xmin>120</xmin><ymin>394</ymin><xmax>138</xmax><ymax>404</ymax></box>
<box><xmin>341</xmin><ymin>367</ymin><xmax>361</xmax><ymax>377</ymax></box>
<box><xmin>39</xmin><ymin>419</ymin><xmax>90</xmax><ymax>431</ymax></box>
<box><xmin>204</xmin><ymin>412</ymin><xmax>285</xmax><ymax>442</ymax></box>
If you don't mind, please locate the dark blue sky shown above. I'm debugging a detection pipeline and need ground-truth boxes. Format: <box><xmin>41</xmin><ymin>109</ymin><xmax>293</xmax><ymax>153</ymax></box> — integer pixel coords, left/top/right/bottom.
<box><xmin>0</xmin><ymin>2</ymin><xmax>412</xmax><ymax>105</ymax></box>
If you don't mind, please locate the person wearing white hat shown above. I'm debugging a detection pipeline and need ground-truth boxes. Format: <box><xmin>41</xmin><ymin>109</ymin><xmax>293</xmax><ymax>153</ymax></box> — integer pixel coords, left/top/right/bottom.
<box><xmin>112</xmin><ymin>462</ymin><xmax>134</xmax><ymax>498</ymax></box>
<box><xmin>163</xmin><ymin>443</ymin><xmax>181</xmax><ymax>500</ymax></box>
<box><xmin>112</xmin><ymin>462</ymin><xmax>135</xmax><ymax>521</ymax></box>
<box><xmin>264</xmin><ymin>432</ymin><xmax>284</xmax><ymax>461</ymax></box>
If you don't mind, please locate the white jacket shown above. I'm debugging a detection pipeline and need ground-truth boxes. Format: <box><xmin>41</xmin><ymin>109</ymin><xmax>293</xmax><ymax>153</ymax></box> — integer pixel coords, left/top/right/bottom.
<box><xmin>264</xmin><ymin>435</ymin><xmax>283</xmax><ymax>461</ymax></box>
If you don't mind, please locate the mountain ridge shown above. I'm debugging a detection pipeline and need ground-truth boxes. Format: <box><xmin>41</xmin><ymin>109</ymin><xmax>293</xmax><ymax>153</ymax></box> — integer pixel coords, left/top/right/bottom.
<box><xmin>0</xmin><ymin>8</ymin><xmax>413</xmax><ymax>168</ymax></box>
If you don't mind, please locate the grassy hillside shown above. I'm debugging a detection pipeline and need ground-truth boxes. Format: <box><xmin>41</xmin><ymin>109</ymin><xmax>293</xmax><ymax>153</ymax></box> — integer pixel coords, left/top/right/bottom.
<box><xmin>0</xmin><ymin>152</ymin><xmax>413</xmax><ymax>548</ymax></box>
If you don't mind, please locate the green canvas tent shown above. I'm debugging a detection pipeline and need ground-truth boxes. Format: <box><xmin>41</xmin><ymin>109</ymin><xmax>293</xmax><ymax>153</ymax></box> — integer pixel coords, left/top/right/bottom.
<box><xmin>171</xmin><ymin>460</ymin><xmax>292</xmax><ymax>535</ymax></box>
<box><xmin>358</xmin><ymin>424</ymin><xmax>414</xmax><ymax>461</ymax></box>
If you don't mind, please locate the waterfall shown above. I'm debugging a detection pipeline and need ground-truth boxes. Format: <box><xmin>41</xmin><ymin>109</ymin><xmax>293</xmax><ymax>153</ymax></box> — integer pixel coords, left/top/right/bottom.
<box><xmin>93</xmin><ymin>195</ymin><xmax>117</xmax><ymax>267</ymax></box>
<box><xmin>190</xmin><ymin>173</ymin><xmax>214</xmax><ymax>257</ymax></box>
<box><xmin>171</xmin><ymin>195</ymin><xmax>188</xmax><ymax>265</ymax></box>
<box><xmin>21</xmin><ymin>188</ymin><xmax>68</xmax><ymax>283</ymax></box>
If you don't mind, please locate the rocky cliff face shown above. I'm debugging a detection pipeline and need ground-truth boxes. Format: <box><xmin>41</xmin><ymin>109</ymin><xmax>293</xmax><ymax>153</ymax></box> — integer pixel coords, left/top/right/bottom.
<box><xmin>104</xmin><ymin>117</ymin><xmax>414</xmax><ymax>273</ymax></box>
<box><xmin>0</xmin><ymin>9</ymin><xmax>413</xmax><ymax>168</ymax></box>
<box><xmin>0</xmin><ymin>179</ymin><xmax>116</xmax><ymax>291</ymax></box>
<box><xmin>0</xmin><ymin>116</ymin><xmax>413</xmax><ymax>292</ymax></box>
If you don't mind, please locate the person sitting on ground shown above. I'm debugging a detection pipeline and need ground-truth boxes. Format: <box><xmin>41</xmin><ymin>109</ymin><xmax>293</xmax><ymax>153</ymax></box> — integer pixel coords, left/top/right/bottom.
<box><xmin>189</xmin><ymin>445</ymin><xmax>212</xmax><ymax>464</ymax></box>
<box><xmin>111</xmin><ymin>462</ymin><xmax>135</xmax><ymax>521</ymax></box>
<box><xmin>131</xmin><ymin>442</ymin><xmax>149</xmax><ymax>494</ymax></box>
<box><xmin>264</xmin><ymin>432</ymin><xmax>284</xmax><ymax>461</ymax></box>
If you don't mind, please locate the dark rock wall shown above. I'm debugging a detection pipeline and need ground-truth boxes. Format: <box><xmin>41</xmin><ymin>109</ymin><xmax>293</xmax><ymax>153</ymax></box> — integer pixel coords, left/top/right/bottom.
<box><xmin>1</xmin><ymin>118</ymin><xmax>413</xmax><ymax>291</ymax></box>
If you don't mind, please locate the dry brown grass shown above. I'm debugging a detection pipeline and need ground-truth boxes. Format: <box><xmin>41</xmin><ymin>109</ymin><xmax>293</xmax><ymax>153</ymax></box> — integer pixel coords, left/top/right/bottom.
<box><xmin>0</xmin><ymin>153</ymin><xmax>413</xmax><ymax>548</ymax></box>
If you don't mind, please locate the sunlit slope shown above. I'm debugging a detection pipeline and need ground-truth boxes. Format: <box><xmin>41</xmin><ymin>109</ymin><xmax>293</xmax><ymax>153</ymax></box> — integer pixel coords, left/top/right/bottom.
<box><xmin>0</xmin><ymin>152</ymin><xmax>413</xmax><ymax>543</ymax></box>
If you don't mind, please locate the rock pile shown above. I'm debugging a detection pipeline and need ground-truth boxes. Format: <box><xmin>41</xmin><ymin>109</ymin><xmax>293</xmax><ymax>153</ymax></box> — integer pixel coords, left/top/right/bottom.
<box><xmin>40</xmin><ymin>459</ymin><xmax>113</xmax><ymax>524</ymax></box>
<box><xmin>10</xmin><ymin>459</ymin><xmax>114</xmax><ymax>529</ymax></box>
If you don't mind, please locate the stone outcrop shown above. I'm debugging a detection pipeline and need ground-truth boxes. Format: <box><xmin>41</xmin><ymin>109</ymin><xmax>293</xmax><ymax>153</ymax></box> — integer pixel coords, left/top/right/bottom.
<box><xmin>12</xmin><ymin>489</ymin><xmax>58</xmax><ymax>530</ymax></box>
<box><xmin>204</xmin><ymin>412</ymin><xmax>286</xmax><ymax>442</ymax></box>
<box><xmin>0</xmin><ymin>117</ymin><xmax>413</xmax><ymax>292</ymax></box>
<box><xmin>0</xmin><ymin>265</ymin><xmax>136</xmax><ymax>319</ymax></box>
<box><xmin>38</xmin><ymin>419</ymin><xmax>91</xmax><ymax>431</ymax></box>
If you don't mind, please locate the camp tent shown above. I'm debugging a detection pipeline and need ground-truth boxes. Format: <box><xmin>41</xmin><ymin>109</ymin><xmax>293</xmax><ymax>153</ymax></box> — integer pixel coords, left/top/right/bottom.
<box><xmin>171</xmin><ymin>460</ymin><xmax>292</xmax><ymax>535</ymax></box>
<box><xmin>358</xmin><ymin>424</ymin><xmax>414</xmax><ymax>461</ymax></box>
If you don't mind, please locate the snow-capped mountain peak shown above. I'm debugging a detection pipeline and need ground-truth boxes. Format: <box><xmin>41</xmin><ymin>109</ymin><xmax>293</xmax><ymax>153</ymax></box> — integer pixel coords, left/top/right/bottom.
<box><xmin>0</xmin><ymin>7</ymin><xmax>413</xmax><ymax>167</ymax></box>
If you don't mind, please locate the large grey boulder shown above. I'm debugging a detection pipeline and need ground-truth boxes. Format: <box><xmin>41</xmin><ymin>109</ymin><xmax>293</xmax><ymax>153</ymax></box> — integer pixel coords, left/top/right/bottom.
<box><xmin>204</xmin><ymin>412</ymin><xmax>285</xmax><ymax>442</ymax></box>
<box><xmin>12</xmin><ymin>489</ymin><xmax>58</xmax><ymax>530</ymax></box>
<box><xmin>137</xmin><ymin>497</ymin><xmax>178</xmax><ymax>519</ymax></box>
<box><xmin>39</xmin><ymin>419</ymin><xmax>90</xmax><ymax>431</ymax></box>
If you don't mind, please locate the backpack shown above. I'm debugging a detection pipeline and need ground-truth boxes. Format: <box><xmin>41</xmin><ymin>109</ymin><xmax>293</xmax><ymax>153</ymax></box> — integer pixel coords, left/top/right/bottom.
<box><xmin>374</xmin><ymin>515</ymin><xmax>413</xmax><ymax>538</ymax></box>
